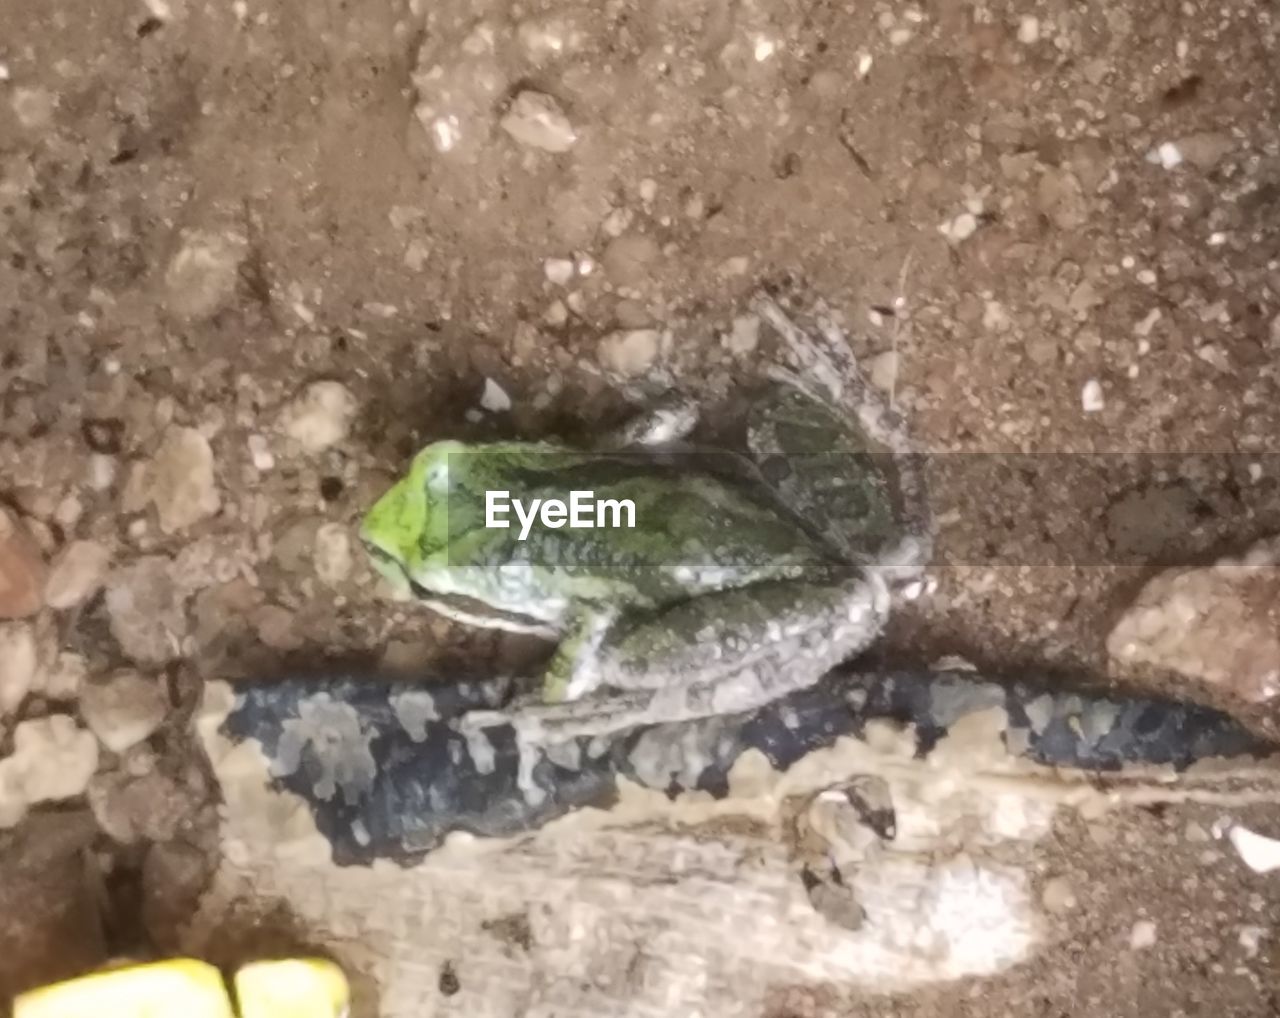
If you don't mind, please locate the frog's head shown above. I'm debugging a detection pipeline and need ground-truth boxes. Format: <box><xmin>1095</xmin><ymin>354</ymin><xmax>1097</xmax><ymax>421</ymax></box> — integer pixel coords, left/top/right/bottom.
<box><xmin>360</xmin><ymin>440</ymin><xmax>465</xmax><ymax>588</ymax></box>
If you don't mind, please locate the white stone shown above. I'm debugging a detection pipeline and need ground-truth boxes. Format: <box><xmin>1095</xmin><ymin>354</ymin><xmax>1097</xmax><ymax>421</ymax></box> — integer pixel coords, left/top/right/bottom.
<box><xmin>0</xmin><ymin>621</ymin><xmax>38</xmax><ymax>715</ymax></box>
<box><xmin>480</xmin><ymin>377</ymin><xmax>512</xmax><ymax>413</ymax></box>
<box><xmin>940</xmin><ymin>213</ymin><xmax>978</xmax><ymax>243</ymax></box>
<box><xmin>248</xmin><ymin>433</ymin><xmax>275</xmax><ymax>471</ymax></box>
<box><xmin>81</xmin><ymin>670</ymin><xmax>168</xmax><ymax>753</ymax></box>
<box><xmin>500</xmin><ymin>91</ymin><xmax>577</xmax><ymax>153</ymax></box>
<box><xmin>1148</xmin><ymin>142</ymin><xmax>1183</xmax><ymax>170</ymax></box>
<box><xmin>87</xmin><ymin>453</ymin><xmax>117</xmax><ymax>491</ymax></box>
<box><xmin>280</xmin><ymin>381</ymin><xmax>358</xmax><ymax>453</ymax></box>
<box><xmin>44</xmin><ymin>539</ymin><xmax>110</xmax><ymax>609</ymax></box>
<box><xmin>1133</xmin><ymin>308</ymin><xmax>1162</xmax><ymax>338</ymax></box>
<box><xmin>1128</xmin><ymin>919</ymin><xmax>1157</xmax><ymax>949</ymax></box>
<box><xmin>1227</xmin><ymin>824</ymin><xmax>1280</xmax><ymax>873</ymax></box>
<box><xmin>3</xmin><ymin>715</ymin><xmax>99</xmax><ymax>806</ymax></box>
<box><xmin>1017</xmin><ymin>16</ymin><xmax>1040</xmax><ymax>43</ymax></box>
<box><xmin>543</xmin><ymin>258</ymin><xmax>574</xmax><ymax>286</ymax></box>
<box><xmin>314</xmin><ymin>523</ymin><xmax>354</xmax><ymax>586</ymax></box>
<box><xmin>723</xmin><ymin>315</ymin><xmax>760</xmax><ymax>355</ymax></box>
<box><xmin>1081</xmin><ymin>379</ymin><xmax>1105</xmax><ymax>413</ymax></box>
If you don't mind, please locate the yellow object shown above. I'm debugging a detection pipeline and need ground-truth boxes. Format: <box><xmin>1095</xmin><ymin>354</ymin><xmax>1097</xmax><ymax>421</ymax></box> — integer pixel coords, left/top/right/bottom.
<box><xmin>234</xmin><ymin>958</ymin><xmax>349</xmax><ymax>1018</ymax></box>
<box><xmin>11</xmin><ymin>957</ymin><xmax>349</xmax><ymax>1018</ymax></box>
<box><xmin>13</xmin><ymin>959</ymin><xmax>234</xmax><ymax>1018</ymax></box>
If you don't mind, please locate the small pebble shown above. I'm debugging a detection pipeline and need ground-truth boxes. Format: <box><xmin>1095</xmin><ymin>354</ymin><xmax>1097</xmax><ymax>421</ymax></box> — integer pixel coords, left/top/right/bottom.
<box><xmin>1017</xmin><ymin>16</ymin><xmax>1040</xmax><ymax>44</ymax></box>
<box><xmin>480</xmin><ymin>377</ymin><xmax>512</xmax><ymax>413</ymax></box>
<box><xmin>1148</xmin><ymin>143</ymin><xmax>1183</xmax><ymax>170</ymax></box>
<box><xmin>313</xmin><ymin>523</ymin><xmax>354</xmax><ymax>586</ymax></box>
<box><xmin>146</xmin><ymin>427</ymin><xmax>222</xmax><ymax>534</ymax></box>
<box><xmin>1238</xmin><ymin>926</ymin><xmax>1265</xmax><ymax>959</ymax></box>
<box><xmin>44</xmin><ymin>540</ymin><xmax>111</xmax><ymax>610</ymax></box>
<box><xmin>543</xmin><ymin>258</ymin><xmax>575</xmax><ymax>286</ymax></box>
<box><xmin>105</xmin><ymin>556</ymin><xmax>189</xmax><ymax>664</ymax></box>
<box><xmin>723</xmin><ymin>315</ymin><xmax>761</xmax><ymax>356</ymax></box>
<box><xmin>280</xmin><ymin>381</ymin><xmax>358</xmax><ymax>454</ymax></box>
<box><xmin>939</xmin><ymin>213</ymin><xmax>978</xmax><ymax>243</ymax></box>
<box><xmin>0</xmin><ymin>621</ymin><xmax>38</xmax><ymax>716</ymax></box>
<box><xmin>1129</xmin><ymin>920</ymin><xmax>1158</xmax><ymax>950</ymax></box>
<box><xmin>499</xmin><ymin>90</ymin><xmax>577</xmax><ymax>153</ymax></box>
<box><xmin>2</xmin><ymin>715</ymin><xmax>99</xmax><ymax>812</ymax></box>
<box><xmin>1227</xmin><ymin>824</ymin><xmax>1280</xmax><ymax>873</ymax></box>
<box><xmin>1041</xmin><ymin>876</ymin><xmax>1077</xmax><ymax>914</ymax></box>
<box><xmin>1134</xmin><ymin>309</ymin><xmax>1162</xmax><ymax>337</ymax></box>
<box><xmin>599</xmin><ymin>329</ymin><xmax>661</xmax><ymax>377</ymax></box>
<box><xmin>1081</xmin><ymin>379</ymin><xmax>1105</xmax><ymax>413</ymax></box>
<box><xmin>868</xmin><ymin>351</ymin><xmax>899</xmax><ymax>394</ymax></box>
<box><xmin>164</xmin><ymin>229</ymin><xmax>249</xmax><ymax>322</ymax></box>
<box><xmin>247</xmin><ymin>434</ymin><xmax>275</xmax><ymax>471</ymax></box>
<box><xmin>545</xmin><ymin>299</ymin><xmax>569</xmax><ymax>326</ymax></box>
<box><xmin>602</xmin><ymin>207</ymin><xmax>633</xmax><ymax>237</ymax></box>
<box><xmin>87</xmin><ymin>454</ymin><xmax>118</xmax><ymax>491</ymax></box>
<box><xmin>81</xmin><ymin>670</ymin><xmax>169</xmax><ymax>753</ymax></box>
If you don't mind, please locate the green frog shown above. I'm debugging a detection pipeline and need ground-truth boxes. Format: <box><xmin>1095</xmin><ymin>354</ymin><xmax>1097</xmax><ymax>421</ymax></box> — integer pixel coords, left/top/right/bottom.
<box><xmin>360</xmin><ymin>295</ymin><xmax>932</xmax><ymax>739</ymax></box>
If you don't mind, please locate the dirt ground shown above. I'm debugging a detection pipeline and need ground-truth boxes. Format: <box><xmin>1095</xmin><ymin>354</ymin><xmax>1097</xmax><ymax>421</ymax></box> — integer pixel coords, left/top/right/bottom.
<box><xmin>1</xmin><ymin>0</ymin><xmax>1279</xmax><ymax>1012</ymax></box>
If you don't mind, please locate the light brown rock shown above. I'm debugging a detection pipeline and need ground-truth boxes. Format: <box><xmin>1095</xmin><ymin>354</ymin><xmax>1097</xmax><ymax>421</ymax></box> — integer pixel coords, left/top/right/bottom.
<box><xmin>599</xmin><ymin>329</ymin><xmax>661</xmax><ymax>377</ymax></box>
<box><xmin>279</xmin><ymin>381</ymin><xmax>358</xmax><ymax>453</ymax></box>
<box><xmin>44</xmin><ymin>539</ymin><xmax>111</xmax><ymax>609</ymax></box>
<box><xmin>81</xmin><ymin>670</ymin><xmax>169</xmax><ymax>753</ymax></box>
<box><xmin>0</xmin><ymin>715</ymin><xmax>100</xmax><ymax>827</ymax></box>
<box><xmin>105</xmin><ymin>556</ymin><xmax>189</xmax><ymax>664</ymax></box>
<box><xmin>0</xmin><ymin>508</ymin><xmax>46</xmax><ymax>618</ymax></box>
<box><xmin>147</xmin><ymin>427</ymin><xmax>222</xmax><ymax>533</ymax></box>
<box><xmin>0</xmin><ymin>621</ymin><xmax>39</xmax><ymax>715</ymax></box>
<box><xmin>1108</xmin><ymin>538</ymin><xmax>1280</xmax><ymax>703</ymax></box>
<box><xmin>164</xmin><ymin>229</ymin><xmax>248</xmax><ymax>321</ymax></box>
<box><xmin>499</xmin><ymin>90</ymin><xmax>577</xmax><ymax>152</ymax></box>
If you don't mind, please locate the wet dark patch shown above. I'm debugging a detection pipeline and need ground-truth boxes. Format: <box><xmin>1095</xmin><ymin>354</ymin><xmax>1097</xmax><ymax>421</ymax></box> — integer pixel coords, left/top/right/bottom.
<box><xmin>221</xmin><ymin>669</ymin><xmax>1276</xmax><ymax>865</ymax></box>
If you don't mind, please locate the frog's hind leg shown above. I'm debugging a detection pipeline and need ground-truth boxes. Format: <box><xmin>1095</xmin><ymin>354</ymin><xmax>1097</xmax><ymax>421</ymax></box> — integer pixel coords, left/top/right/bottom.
<box><xmin>751</xmin><ymin>295</ymin><xmax>932</xmax><ymax>579</ymax></box>
<box><xmin>457</xmin><ymin>569</ymin><xmax>890</xmax><ymax>742</ymax></box>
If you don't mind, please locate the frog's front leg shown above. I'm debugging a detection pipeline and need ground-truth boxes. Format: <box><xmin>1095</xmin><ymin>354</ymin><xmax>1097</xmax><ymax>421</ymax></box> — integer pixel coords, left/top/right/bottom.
<box><xmin>464</xmin><ymin>570</ymin><xmax>890</xmax><ymax>741</ymax></box>
<box><xmin>539</xmin><ymin>605</ymin><xmax>621</xmax><ymax>702</ymax></box>
<box><xmin>595</xmin><ymin>392</ymin><xmax>700</xmax><ymax>451</ymax></box>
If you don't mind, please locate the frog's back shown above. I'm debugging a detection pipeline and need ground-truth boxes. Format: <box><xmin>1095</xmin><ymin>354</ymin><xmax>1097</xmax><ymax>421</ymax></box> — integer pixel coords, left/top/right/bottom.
<box><xmin>450</xmin><ymin>442</ymin><xmax>834</xmax><ymax>606</ymax></box>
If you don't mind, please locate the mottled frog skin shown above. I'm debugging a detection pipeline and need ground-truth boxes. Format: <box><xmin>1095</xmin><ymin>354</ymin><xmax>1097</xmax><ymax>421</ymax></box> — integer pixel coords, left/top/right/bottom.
<box><xmin>360</xmin><ymin>295</ymin><xmax>932</xmax><ymax>738</ymax></box>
